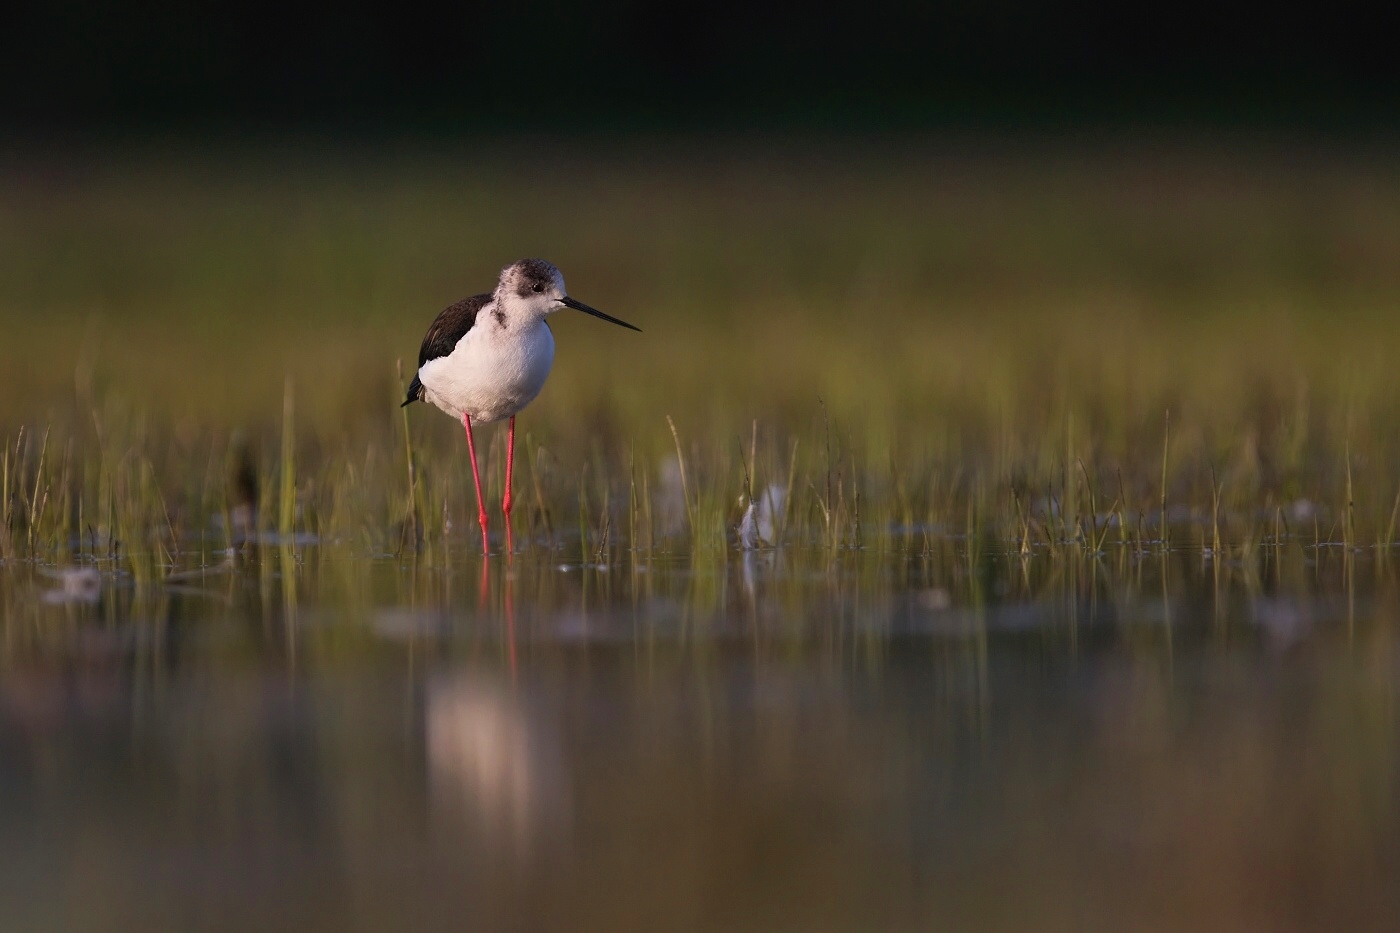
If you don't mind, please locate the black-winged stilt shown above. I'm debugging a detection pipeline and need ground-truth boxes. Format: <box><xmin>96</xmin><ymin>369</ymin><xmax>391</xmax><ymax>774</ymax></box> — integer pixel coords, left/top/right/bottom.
<box><xmin>402</xmin><ymin>259</ymin><xmax>640</xmax><ymax>554</ymax></box>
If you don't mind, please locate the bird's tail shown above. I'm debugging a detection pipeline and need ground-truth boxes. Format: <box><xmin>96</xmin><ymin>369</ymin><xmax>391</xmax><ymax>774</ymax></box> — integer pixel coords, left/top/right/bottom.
<box><xmin>401</xmin><ymin>374</ymin><xmax>423</xmax><ymax>408</ymax></box>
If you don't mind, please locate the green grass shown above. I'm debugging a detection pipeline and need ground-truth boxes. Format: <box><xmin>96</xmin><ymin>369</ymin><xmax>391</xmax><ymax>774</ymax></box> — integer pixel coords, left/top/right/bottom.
<box><xmin>3</xmin><ymin>138</ymin><xmax>1400</xmax><ymax>571</ymax></box>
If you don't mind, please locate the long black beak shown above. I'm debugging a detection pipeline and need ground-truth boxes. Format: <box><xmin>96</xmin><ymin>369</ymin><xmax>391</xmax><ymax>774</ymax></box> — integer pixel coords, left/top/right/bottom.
<box><xmin>561</xmin><ymin>296</ymin><xmax>641</xmax><ymax>332</ymax></box>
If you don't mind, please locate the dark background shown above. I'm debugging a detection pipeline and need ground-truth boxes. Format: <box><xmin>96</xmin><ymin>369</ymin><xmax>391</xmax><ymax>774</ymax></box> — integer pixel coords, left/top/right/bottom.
<box><xmin>4</xmin><ymin>0</ymin><xmax>1396</xmax><ymax>134</ymax></box>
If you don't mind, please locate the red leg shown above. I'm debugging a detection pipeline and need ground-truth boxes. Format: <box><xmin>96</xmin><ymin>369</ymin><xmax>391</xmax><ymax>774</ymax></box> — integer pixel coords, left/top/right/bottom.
<box><xmin>462</xmin><ymin>413</ymin><xmax>490</xmax><ymax>555</ymax></box>
<box><xmin>477</xmin><ymin>550</ymin><xmax>490</xmax><ymax>613</ymax></box>
<box><xmin>502</xmin><ymin>416</ymin><xmax>516</xmax><ymax>554</ymax></box>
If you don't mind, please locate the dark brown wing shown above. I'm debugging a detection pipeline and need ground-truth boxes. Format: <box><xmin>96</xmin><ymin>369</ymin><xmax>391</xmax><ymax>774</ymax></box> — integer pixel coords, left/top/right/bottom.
<box><xmin>419</xmin><ymin>293</ymin><xmax>491</xmax><ymax>367</ymax></box>
<box><xmin>402</xmin><ymin>293</ymin><xmax>491</xmax><ymax>407</ymax></box>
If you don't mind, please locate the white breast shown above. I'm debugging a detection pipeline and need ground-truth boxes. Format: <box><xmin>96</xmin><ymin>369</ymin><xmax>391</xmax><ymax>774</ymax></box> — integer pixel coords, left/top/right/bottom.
<box><xmin>419</xmin><ymin>317</ymin><xmax>555</xmax><ymax>424</ymax></box>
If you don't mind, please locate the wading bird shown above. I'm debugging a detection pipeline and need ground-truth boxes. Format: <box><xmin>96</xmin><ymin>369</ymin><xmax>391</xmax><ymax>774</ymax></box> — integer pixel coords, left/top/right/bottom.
<box><xmin>402</xmin><ymin>259</ymin><xmax>640</xmax><ymax>554</ymax></box>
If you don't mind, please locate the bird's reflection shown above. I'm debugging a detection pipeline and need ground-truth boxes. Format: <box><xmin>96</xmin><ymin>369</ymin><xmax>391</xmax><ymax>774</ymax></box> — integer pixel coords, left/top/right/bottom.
<box><xmin>425</xmin><ymin>673</ymin><xmax>568</xmax><ymax>861</ymax></box>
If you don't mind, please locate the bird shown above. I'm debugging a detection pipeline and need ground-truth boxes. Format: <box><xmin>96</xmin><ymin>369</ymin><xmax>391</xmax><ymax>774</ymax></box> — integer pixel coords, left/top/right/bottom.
<box><xmin>402</xmin><ymin>258</ymin><xmax>640</xmax><ymax>554</ymax></box>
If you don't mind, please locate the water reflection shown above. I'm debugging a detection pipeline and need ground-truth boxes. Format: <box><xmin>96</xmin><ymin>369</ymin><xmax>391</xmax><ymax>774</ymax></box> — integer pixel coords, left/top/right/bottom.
<box><xmin>426</xmin><ymin>673</ymin><xmax>568</xmax><ymax>861</ymax></box>
<box><xmin>0</xmin><ymin>545</ymin><xmax>1398</xmax><ymax>930</ymax></box>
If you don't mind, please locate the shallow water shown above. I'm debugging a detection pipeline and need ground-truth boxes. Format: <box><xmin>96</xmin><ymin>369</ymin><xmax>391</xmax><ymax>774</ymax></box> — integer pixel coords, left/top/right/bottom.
<box><xmin>2</xmin><ymin>544</ymin><xmax>1398</xmax><ymax>932</ymax></box>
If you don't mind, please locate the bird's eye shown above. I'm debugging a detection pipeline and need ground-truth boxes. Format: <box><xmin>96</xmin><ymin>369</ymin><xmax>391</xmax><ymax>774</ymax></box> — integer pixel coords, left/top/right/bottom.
<box><xmin>532</xmin><ymin>283</ymin><xmax>544</xmax><ymax>293</ymax></box>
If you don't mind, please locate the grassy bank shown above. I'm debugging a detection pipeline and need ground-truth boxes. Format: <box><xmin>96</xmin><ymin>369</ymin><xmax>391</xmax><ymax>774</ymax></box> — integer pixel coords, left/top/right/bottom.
<box><xmin>3</xmin><ymin>138</ymin><xmax>1400</xmax><ymax>565</ymax></box>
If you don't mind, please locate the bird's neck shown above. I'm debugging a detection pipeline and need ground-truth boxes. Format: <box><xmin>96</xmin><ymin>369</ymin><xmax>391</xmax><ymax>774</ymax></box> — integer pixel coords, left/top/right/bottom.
<box><xmin>492</xmin><ymin>294</ymin><xmax>545</xmax><ymax>325</ymax></box>
<box><xmin>485</xmin><ymin>297</ymin><xmax>550</xmax><ymax>335</ymax></box>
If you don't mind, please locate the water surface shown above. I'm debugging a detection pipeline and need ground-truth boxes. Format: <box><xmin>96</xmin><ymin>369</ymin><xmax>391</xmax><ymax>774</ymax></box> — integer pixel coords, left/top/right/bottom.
<box><xmin>2</xmin><ymin>545</ymin><xmax>1398</xmax><ymax>931</ymax></box>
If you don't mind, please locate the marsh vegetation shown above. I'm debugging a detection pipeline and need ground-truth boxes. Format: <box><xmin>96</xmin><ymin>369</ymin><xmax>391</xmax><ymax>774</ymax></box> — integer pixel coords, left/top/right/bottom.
<box><xmin>3</xmin><ymin>139</ymin><xmax>1400</xmax><ymax>930</ymax></box>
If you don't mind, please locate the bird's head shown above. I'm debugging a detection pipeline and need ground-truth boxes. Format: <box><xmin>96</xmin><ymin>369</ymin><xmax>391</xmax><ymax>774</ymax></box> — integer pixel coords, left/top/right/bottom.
<box><xmin>495</xmin><ymin>258</ymin><xmax>640</xmax><ymax>331</ymax></box>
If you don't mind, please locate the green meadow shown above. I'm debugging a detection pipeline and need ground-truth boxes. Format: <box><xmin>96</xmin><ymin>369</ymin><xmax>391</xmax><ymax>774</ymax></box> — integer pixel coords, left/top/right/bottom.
<box><xmin>3</xmin><ymin>139</ymin><xmax>1400</xmax><ymax>562</ymax></box>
